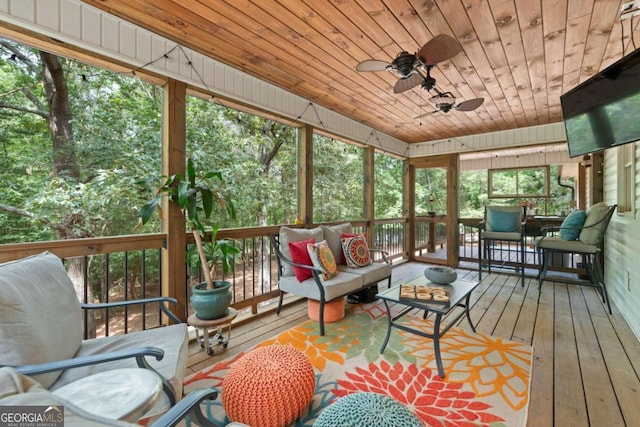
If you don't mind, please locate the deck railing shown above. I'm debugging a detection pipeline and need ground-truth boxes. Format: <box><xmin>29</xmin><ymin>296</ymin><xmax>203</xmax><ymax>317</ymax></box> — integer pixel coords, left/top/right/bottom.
<box><xmin>0</xmin><ymin>217</ymin><xmax>582</xmax><ymax>338</ymax></box>
<box><xmin>0</xmin><ymin>220</ymin><xmax>408</xmax><ymax>338</ymax></box>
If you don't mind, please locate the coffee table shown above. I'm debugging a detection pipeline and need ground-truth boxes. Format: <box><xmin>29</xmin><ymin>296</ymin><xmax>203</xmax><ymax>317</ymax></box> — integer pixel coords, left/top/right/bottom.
<box><xmin>377</xmin><ymin>278</ymin><xmax>479</xmax><ymax>378</ymax></box>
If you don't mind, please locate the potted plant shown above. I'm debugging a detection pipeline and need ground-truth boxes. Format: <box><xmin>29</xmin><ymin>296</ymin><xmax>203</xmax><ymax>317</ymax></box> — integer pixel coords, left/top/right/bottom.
<box><xmin>137</xmin><ymin>158</ymin><xmax>238</xmax><ymax>320</ymax></box>
<box><xmin>186</xmin><ymin>223</ymin><xmax>240</xmax><ymax>319</ymax></box>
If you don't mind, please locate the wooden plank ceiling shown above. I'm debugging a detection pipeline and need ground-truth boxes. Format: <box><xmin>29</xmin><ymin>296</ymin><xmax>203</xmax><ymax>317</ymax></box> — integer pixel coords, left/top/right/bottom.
<box><xmin>83</xmin><ymin>0</ymin><xmax>639</xmax><ymax>144</ymax></box>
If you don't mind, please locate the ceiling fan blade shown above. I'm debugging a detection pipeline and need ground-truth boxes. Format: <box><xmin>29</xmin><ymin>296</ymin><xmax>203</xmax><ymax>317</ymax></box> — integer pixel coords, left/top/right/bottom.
<box><xmin>393</xmin><ymin>73</ymin><xmax>423</xmax><ymax>94</ymax></box>
<box><xmin>356</xmin><ymin>59</ymin><xmax>391</xmax><ymax>72</ymax></box>
<box><xmin>414</xmin><ymin>110</ymin><xmax>438</xmax><ymax>119</ymax></box>
<box><xmin>417</xmin><ymin>34</ymin><xmax>462</xmax><ymax>66</ymax></box>
<box><xmin>456</xmin><ymin>97</ymin><xmax>484</xmax><ymax>111</ymax></box>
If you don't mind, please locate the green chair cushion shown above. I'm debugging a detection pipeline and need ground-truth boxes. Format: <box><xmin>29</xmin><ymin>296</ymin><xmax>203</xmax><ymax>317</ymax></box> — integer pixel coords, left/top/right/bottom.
<box><xmin>486</xmin><ymin>208</ymin><xmax>520</xmax><ymax>232</ymax></box>
<box><xmin>559</xmin><ymin>210</ymin><xmax>586</xmax><ymax>240</ymax></box>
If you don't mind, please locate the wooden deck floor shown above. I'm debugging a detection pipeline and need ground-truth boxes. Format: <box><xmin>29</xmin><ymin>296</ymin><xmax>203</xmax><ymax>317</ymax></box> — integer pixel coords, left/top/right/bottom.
<box><xmin>186</xmin><ymin>262</ymin><xmax>640</xmax><ymax>427</ymax></box>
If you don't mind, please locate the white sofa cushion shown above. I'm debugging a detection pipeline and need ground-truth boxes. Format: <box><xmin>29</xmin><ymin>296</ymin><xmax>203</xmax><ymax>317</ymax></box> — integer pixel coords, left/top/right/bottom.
<box><xmin>279</xmin><ymin>272</ymin><xmax>363</xmax><ymax>301</ymax></box>
<box><xmin>279</xmin><ymin>226</ymin><xmax>324</xmax><ymax>276</ymax></box>
<box><xmin>0</xmin><ymin>252</ymin><xmax>82</xmax><ymax>389</ymax></box>
<box><xmin>338</xmin><ymin>262</ymin><xmax>392</xmax><ymax>285</ymax></box>
<box><xmin>321</xmin><ymin>223</ymin><xmax>353</xmax><ymax>264</ymax></box>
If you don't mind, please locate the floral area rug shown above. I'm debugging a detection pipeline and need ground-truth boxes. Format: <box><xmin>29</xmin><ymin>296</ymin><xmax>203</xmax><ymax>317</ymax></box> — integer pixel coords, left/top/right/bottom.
<box><xmin>183</xmin><ymin>303</ymin><xmax>532</xmax><ymax>426</ymax></box>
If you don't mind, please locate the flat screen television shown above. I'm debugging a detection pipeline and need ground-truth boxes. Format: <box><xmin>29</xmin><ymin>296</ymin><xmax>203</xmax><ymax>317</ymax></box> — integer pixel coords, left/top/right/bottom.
<box><xmin>560</xmin><ymin>48</ymin><xmax>640</xmax><ymax>158</ymax></box>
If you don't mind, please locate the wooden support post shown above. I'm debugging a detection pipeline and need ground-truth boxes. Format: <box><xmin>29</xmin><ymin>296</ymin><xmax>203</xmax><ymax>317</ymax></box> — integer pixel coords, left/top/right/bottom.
<box><xmin>363</xmin><ymin>146</ymin><xmax>375</xmax><ymax>245</ymax></box>
<box><xmin>162</xmin><ymin>79</ymin><xmax>187</xmax><ymax>322</ymax></box>
<box><xmin>404</xmin><ymin>161</ymin><xmax>414</xmax><ymax>261</ymax></box>
<box><xmin>298</xmin><ymin>125</ymin><xmax>313</xmax><ymax>225</ymax></box>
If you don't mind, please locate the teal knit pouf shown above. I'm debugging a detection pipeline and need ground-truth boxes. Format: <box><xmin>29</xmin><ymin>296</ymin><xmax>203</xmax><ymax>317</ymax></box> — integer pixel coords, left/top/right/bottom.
<box><xmin>313</xmin><ymin>392</ymin><xmax>423</xmax><ymax>427</ymax></box>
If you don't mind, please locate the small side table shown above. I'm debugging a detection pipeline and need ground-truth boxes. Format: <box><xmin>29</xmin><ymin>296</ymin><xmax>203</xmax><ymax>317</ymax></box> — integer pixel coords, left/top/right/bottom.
<box><xmin>52</xmin><ymin>368</ymin><xmax>162</xmax><ymax>421</ymax></box>
<box><xmin>188</xmin><ymin>307</ymin><xmax>238</xmax><ymax>356</ymax></box>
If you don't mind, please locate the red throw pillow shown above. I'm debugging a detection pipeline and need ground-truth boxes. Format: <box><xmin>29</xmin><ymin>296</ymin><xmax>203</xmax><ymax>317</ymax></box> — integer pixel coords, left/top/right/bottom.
<box><xmin>340</xmin><ymin>232</ymin><xmax>363</xmax><ymax>265</ymax></box>
<box><xmin>288</xmin><ymin>238</ymin><xmax>315</xmax><ymax>282</ymax></box>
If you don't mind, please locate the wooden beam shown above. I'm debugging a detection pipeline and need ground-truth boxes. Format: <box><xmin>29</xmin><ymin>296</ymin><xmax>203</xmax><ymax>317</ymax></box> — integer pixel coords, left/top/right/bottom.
<box><xmin>162</xmin><ymin>78</ymin><xmax>187</xmax><ymax>322</ymax></box>
<box><xmin>363</xmin><ymin>146</ymin><xmax>375</xmax><ymax>244</ymax></box>
<box><xmin>404</xmin><ymin>160</ymin><xmax>414</xmax><ymax>261</ymax></box>
<box><xmin>447</xmin><ymin>154</ymin><xmax>460</xmax><ymax>267</ymax></box>
<box><xmin>298</xmin><ymin>125</ymin><xmax>313</xmax><ymax>225</ymax></box>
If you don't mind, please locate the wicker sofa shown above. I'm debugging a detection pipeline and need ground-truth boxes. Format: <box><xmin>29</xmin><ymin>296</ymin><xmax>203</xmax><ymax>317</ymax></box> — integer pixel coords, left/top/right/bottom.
<box><xmin>270</xmin><ymin>223</ymin><xmax>392</xmax><ymax>335</ymax></box>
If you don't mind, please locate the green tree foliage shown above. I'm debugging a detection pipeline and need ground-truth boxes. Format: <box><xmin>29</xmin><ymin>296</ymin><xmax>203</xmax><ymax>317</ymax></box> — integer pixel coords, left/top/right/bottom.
<box><xmin>0</xmin><ymin>39</ymin><xmax>162</xmax><ymax>243</ymax></box>
<box><xmin>374</xmin><ymin>153</ymin><xmax>403</xmax><ymax>218</ymax></box>
<box><xmin>313</xmin><ymin>134</ymin><xmax>363</xmax><ymax>222</ymax></box>
<box><xmin>185</xmin><ymin>95</ymin><xmax>298</xmax><ymax>227</ymax></box>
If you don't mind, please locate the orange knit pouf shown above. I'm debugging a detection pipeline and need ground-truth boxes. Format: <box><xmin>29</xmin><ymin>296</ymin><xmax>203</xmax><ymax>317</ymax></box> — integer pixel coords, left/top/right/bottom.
<box><xmin>222</xmin><ymin>345</ymin><xmax>316</xmax><ymax>427</ymax></box>
<box><xmin>308</xmin><ymin>297</ymin><xmax>345</xmax><ymax>323</ymax></box>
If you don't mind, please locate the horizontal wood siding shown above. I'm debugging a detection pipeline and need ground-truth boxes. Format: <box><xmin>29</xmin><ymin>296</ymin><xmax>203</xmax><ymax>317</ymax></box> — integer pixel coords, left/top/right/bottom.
<box><xmin>461</xmin><ymin>146</ymin><xmax>574</xmax><ymax>171</ymax></box>
<box><xmin>409</xmin><ymin>122</ymin><xmax>567</xmax><ymax>157</ymax></box>
<box><xmin>604</xmin><ymin>147</ymin><xmax>640</xmax><ymax>340</ymax></box>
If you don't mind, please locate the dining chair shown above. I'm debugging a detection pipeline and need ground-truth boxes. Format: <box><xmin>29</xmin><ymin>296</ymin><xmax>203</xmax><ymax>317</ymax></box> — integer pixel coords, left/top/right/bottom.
<box><xmin>478</xmin><ymin>205</ymin><xmax>527</xmax><ymax>287</ymax></box>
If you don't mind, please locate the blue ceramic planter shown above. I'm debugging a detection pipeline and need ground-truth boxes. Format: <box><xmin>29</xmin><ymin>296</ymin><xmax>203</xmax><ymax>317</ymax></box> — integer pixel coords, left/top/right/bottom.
<box><xmin>190</xmin><ymin>281</ymin><xmax>232</xmax><ymax>320</ymax></box>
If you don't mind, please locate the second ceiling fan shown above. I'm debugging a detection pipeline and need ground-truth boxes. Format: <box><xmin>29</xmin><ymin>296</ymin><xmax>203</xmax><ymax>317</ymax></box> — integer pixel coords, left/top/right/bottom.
<box><xmin>356</xmin><ymin>34</ymin><xmax>484</xmax><ymax>115</ymax></box>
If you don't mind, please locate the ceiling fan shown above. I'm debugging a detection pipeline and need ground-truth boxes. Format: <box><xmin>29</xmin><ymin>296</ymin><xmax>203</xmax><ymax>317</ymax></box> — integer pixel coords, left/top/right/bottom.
<box><xmin>414</xmin><ymin>67</ymin><xmax>484</xmax><ymax>118</ymax></box>
<box><xmin>355</xmin><ymin>34</ymin><xmax>462</xmax><ymax>94</ymax></box>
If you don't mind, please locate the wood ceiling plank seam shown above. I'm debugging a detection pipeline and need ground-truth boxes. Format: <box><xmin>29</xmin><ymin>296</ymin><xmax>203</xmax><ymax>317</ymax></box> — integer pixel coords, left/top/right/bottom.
<box><xmin>320</xmin><ymin>3</ymin><xmax>456</xmax><ymax>138</ymax></box>
<box><xmin>515</xmin><ymin>0</ymin><xmax>549</xmax><ymax>124</ymax></box>
<box><xmin>381</xmin><ymin>0</ymin><xmax>439</xmax><ymax>49</ymax></box>
<box><xmin>542</xmin><ymin>0</ymin><xmax>568</xmax><ymax>123</ymax></box>
<box><xmin>385</xmin><ymin>0</ymin><xmax>491</xmax><ymax>133</ymax></box>
<box><xmin>577</xmin><ymin>0</ymin><xmax>625</xmax><ymax>83</ymax></box>
<box><xmin>104</xmin><ymin>0</ymin><xmax>409</xmax><ymax>139</ymax></box>
<box><xmin>293</xmin><ymin>0</ymin><xmax>446</xmax><ymax>137</ymax></box>
<box><xmin>561</xmin><ymin>12</ymin><xmax>591</xmax><ymax>94</ymax></box>
<box><xmin>488</xmin><ymin>0</ymin><xmax>538</xmax><ymax>127</ymax></box>
<box><xmin>400</xmin><ymin>0</ymin><xmax>484</xmax><ymax>104</ymax></box>
<box><xmin>332</xmin><ymin>0</ymin><xmax>453</xmax><ymax>131</ymax></box>
<box><xmin>355</xmin><ymin>0</ymin><xmax>421</xmax><ymax>52</ymax></box>
<box><xmin>407</xmin><ymin>0</ymin><xmax>486</xmax><ymax>98</ymax></box>
<box><xmin>263</xmin><ymin>0</ymin><xmax>450</xmax><ymax>138</ymax></box>
<box><xmin>120</xmin><ymin>0</ymin><xmax>432</xmax><ymax>141</ymax></box>
<box><xmin>462</xmin><ymin>0</ymin><xmax>527</xmax><ymax>128</ymax></box>
<box><xmin>328</xmin><ymin>0</ymin><xmax>403</xmax><ymax>59</ymax></box>
<box><xmin>408</xmin><ymin>0</ymin><xmax>499</xmax><ymax>133</ymax></box>
<box><xmin>86</xmin><ymin>0</ymin><xmax>305</xmax><ymax>89</ymax></box>
<box><xmin>437</xmin><ymin>0</ymin><xmax>516</xmax><ymax>130</ymax></box>
<box><xmin>215</xmin><ymin>1</ymin><xmax>420</xmax><ymax>130</ymax></box>
<box><xmin>600</xmin><ymin>14</ymin><xmax>629</xmax><ymax>68</ymax></box>
<box><xmin>204</xmin><ymin>0</ymin><xmax>427</xmax><ymax>139</ymax></box>
<box><xmin>567</xmin><ymin>0</ymin><xmax>595</xmax><ymax>20</ymax></box>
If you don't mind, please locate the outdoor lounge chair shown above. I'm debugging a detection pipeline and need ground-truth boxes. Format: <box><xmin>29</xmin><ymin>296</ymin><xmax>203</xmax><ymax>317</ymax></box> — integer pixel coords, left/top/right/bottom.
<box><xmin>0</xmin><ymin>251</ymin><xmax>189</xmax><ymax>418</ymax></box>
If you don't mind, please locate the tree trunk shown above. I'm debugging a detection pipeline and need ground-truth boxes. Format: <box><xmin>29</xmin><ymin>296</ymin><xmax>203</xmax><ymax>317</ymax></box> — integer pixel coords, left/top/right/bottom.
<box><xmin>39</xmin><ymin>52</ymin><xmax>80</xmax><ymax>179</ymax></box>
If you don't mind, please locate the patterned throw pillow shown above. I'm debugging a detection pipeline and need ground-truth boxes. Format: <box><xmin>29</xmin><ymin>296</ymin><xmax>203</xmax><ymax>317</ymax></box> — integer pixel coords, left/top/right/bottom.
<box><xmin>307</xmin><ymin>240</ymin><xmax>338</xmax><ymax>280</ymax></box>
<box><xmin>342</xmin><ymin>235</ymin><xmax>371</xmax><ymax>268</ymax></box>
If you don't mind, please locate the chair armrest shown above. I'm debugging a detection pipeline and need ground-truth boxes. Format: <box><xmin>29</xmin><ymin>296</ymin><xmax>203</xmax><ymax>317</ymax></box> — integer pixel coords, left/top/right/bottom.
<box><xmin>7</xmin><ymin>347</ymin><xmax>165</xmax><ymax>376</ymax></box>
<box><xmin>152</xmin><ymin>388</ymin><xmax>220</xmax><ymax>427</ymax></box>
<box><xmin>82</xmin><ymin>297</ymin><xmax>181</xmax><ymax>324</ymax></box>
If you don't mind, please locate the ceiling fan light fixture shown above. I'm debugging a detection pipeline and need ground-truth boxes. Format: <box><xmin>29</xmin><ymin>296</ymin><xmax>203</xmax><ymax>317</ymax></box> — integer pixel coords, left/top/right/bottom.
<box><xmin>429</xmin><ymin>94</ymin><xmax>455</xmax><ymax>106</ymax></box>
